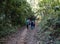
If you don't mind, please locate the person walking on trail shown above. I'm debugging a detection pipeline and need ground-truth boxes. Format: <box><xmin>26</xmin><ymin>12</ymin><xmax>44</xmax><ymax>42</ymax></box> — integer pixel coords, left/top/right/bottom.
<box><xmin>30</xmin><ymin>16</ymin><xmax>36</xmax><ymax>30</ymax></box>
<box><xmin>31</xmin><ymin>20</ymin><xmax>35</xmax><ymax>30</ymax></box>
<box><xmin>26</xmin><ymin>18</ymin><xmax>30</xmax><ymax>29</ymax></box>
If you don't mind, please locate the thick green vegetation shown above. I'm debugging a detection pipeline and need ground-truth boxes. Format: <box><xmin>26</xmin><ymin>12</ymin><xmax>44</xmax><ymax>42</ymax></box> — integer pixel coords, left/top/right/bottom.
<box><xmin>0</xmin><ymin>0</ymin><xmax>34</xmax><ymax>37</ymax></box>
<box><xmin>38</xmin><ymin>0</ymin><xmax>60</xmax><ymax>38</ymax></box>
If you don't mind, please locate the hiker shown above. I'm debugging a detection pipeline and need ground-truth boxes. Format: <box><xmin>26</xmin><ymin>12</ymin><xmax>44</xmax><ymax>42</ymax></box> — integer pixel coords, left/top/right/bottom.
<box><xmin>30</xmin><ymin>16</ymin><xmax>36</xmax><ymax>30</ymax></box>
<box><xmin>31</xmin><ymin>20</ymin><xmax>35</xmax><ymax>29</ymax></box>
<box><xmin>30</xmin><ymin>17</ymin><xmax>35</xmax><ymax>29</ymax></box>
<box><xmin>26</xmin><ymin>18</ymin><xmax>30</xmax><ymax>29</ymax></box>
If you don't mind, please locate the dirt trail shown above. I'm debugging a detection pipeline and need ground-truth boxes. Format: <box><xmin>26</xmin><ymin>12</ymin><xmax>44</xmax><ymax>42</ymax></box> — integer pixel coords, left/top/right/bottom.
<box><xmin>2</xmin><ymin>20</ymin><xmax>59</xmax><ymax>44</ymax></box>
<box><xmin>17</xmin><ymin>28</ymin><xmax>27</xmax><ymax>44</ymax></box>
<box><xmin>0</xmin><ymin>21</ymin><xmax>39</xmax><ymax>44</ymax></box>
<box><xmin>0</xmin><ymin>25</ymin><xmax>38</xmax><ymax>44</ymax></box>
<box><xmin>25</xmin><ymin>27</ymin><xmax>38</xmax><ymax>44</ymax></box>
<box><xmin>5</xmin><ymin>28</ymin><xmax>28</xmax><ymax>44</ymax></box>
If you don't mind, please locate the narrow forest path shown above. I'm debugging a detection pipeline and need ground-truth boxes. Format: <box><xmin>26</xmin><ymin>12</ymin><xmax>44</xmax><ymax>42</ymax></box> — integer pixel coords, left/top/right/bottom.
<box><xmin>0</xmin><ymin>22</ymin><xmax>39</xmax><ymax>44</ymax></box>
<box><xmin>2</xmin><ymin>21</ymin><xmax>59</xmax><ymax>44</ymax></box>
<box><xmin>25</xmin><ymin>25</ymin><xmax>38</xmax><ymax>44</ymax></box>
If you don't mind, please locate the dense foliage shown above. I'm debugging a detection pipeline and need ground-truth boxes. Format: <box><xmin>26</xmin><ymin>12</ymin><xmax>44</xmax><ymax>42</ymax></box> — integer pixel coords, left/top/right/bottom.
<box><xmin>0</xmin><ymin>0</ymin><xmax>34</xmax><ymax>37</ymax></box>
<box><xmin>38</xmin><ymin>0</ymin><xmax>60</xmax><ymax>38</ymax></box>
